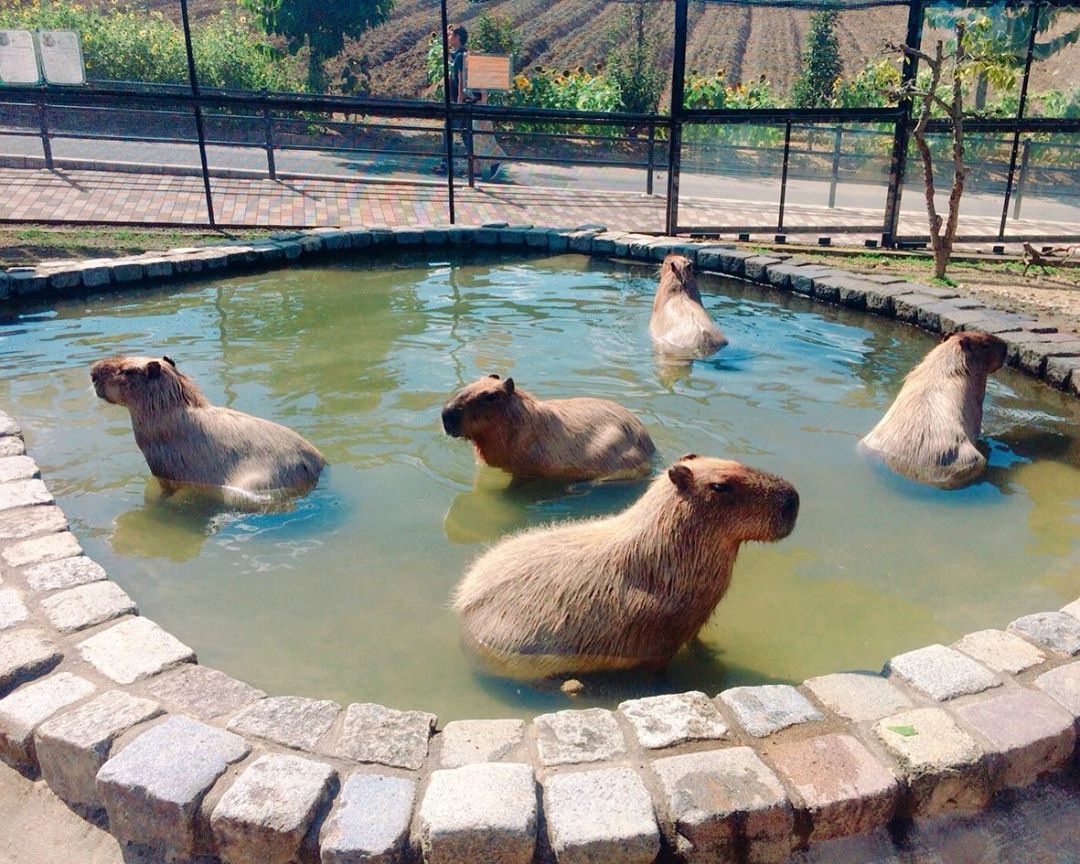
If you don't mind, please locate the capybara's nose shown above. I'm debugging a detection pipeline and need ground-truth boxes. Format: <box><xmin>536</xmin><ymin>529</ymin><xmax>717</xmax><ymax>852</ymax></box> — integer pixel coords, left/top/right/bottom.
<box><xmin>780</xmin><ymin>488</ymin><xmax>800</xmax><ymax>523</ymax></box>
<box><xmin>442</xmin><ymin>405</ymin><xmax>463</xmax><ymax>437</ymax></box>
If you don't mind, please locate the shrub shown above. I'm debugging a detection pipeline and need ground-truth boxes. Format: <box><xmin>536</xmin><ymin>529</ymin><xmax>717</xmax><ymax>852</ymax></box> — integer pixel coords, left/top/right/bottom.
<box><xmin>792</xmin><ymin>10</ymin><xmax>842</xmax><ymax>108</ymax></box>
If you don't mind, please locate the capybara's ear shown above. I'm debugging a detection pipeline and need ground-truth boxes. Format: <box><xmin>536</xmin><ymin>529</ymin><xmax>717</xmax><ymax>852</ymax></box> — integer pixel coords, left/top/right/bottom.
<box><xmin>668</xmin><ymin>463</ymin><xmax>694</xmax><ymax>492</ymax></box>
<box><xmin>146</xmin><ymin>361</ymin><xmax>162</xmax><ymax>380</ymax></box>
<box><xmin>163</xmin><ymin>355</ymin><xmax>177</xmax><ymax>368</ymax></box>
<box><xmin>678</xmin><ymin>452</ymin><xmax>699</xmax><ymax>461</ymax></box>
<box><xmin>503</xmin><ymin>377</ymin><xmax>515</xmax><ymax>394</ymax></box>
<box><xmin>667</xmin><ymin>259</ymin><xmax>678</xmax><ymax>273</ymax></box>
<box><xmin>488</xmin><ymin>373</ymin><xmax>501</xmax><ymax>380</ymax></box>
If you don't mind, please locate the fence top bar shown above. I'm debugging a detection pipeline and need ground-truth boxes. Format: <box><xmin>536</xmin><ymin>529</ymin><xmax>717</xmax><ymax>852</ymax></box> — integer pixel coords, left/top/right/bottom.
<box><xmin>694</xmin><ymin>0</ymin><xmax>1076</xmax><ymax>7</ymax></box>
<box><xmin>683</xmin><ymin>106</ymin><xmax>904</xmax><ymax>123</ymax></box>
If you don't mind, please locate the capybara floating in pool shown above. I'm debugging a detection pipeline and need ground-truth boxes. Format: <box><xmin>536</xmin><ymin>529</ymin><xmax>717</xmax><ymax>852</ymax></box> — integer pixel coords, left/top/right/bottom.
<box><xmin>91</xmin><ymin>355</ymin><xmax>325</xmax><ymax>503</ymax></box>
<box><xmin>452</xmin><ymin>454</ymin><xmax>799</xmax><ymax>678</ymax></box>
<box><xmin>649</xmin><ymin>254</ymin><xmax>728</xmax><ymax>359</ymax></box>
<box><xmin>441</xmin><ymin>374</ymin><xmax>656</xmax><ymax>481</ymax></box>
<box><xmin>858</xmin><ymin>331</ymin><xmax>1007</xmax><ymax>488</ymax></box>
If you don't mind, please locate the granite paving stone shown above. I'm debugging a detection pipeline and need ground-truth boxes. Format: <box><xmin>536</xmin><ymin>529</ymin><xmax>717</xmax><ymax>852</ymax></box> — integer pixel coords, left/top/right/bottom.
<box><xmin>1008</xmin><ymin>612</ymin><xmax>1080</xmax><ymax>655</ymax></box>
<box><xmin>34</xmin><ymin>689</ymin><xmax>163</xmax><ymax>808</ymax></box>
<box><xmin>1033</xmin><ymin>661</ymin><xmax>1080</xmax><ymax>728</ymax></box>
<box><xmin>533</xmin><ymin>708</ymin><xmax>626</xmax><ymax>766</ymax></box>
<box><xmin>953</xmin><ymin>629</ymin><xmax>1047</xmax><ymax>674</ymax></box>
<box><xmin>651</xmin><ymin>747</ymin><xmax>794</xmax><ymax>864</ymax></box>
<box><xmin>146</xmin><ymin>664</ymin><xmax>266</xmax><ymax>723</ymax></box>
<box><xmin>39</xmin><ymin>580</ymin><xmax>137</xmax><ymax>633</ymax></box>
<box><xmin>228</xmin><ymin>694</ymin><xmax>340</xmax><ymax>752</ymax></box>
<box><xmin>1044</xmin><ymin>356</ymin><xmax>1080</xmax><ymax>393</ymax></box>
<box><xmin>438</xmin><ymin>718</ymin><xmax>526</xmax><ymax>768</ymax></box>
<box><xmin>0</xmin><ymin>505</ymin><xmax>66</xmax><ymax>541</ymax></box>
<box><xmin>418</xmin><ymin>762</ymin><xmax>537</xmax><ymax>864</ymax></box>
<box><xmin>0</xmin><ymin>413</ymin><xmax>20</xmax><ymax>437</ymax></box>
<box><xmin>0</xmin><ymin>479</ymin><xmax>56</xmax><ymax>517</ymax></box>
<box><xmin>743</xmin><ymin>256</ymin><xmax>784</xmax><ymax>281</ymax></box>
<box><xmin>1062</xmin><ymin>598</ymin><xmax>1080</xmax><ymax>621</ymax></box>
<box><xmin>211</xmin><ymin>752</ymin><xmax>335</xmax><ymax>864</ymax></box>
<box><xmin>0</xmin><ymin>628</ymin><xmax>63</xmax><ymax>694</ymax></box>
<box><xmin>319</xmin><ymin>771</ymin><xmax>417</xmax><ymax>864</ymax></box>
<box><xmin>336</xmin><ymin>702</ymin><xmax>436</xmax><ymax>770</ymax></box>
<box><xmin>884</xmin><ymin>644</ymin><xmax>1001</xmax><ymax>700</ymax></box>
<box><xmin>77</xmin><ymin>616</ymin><xmax>196</xmax><ymax>684</ymax></box>
<box><xmin>718</xmin><ymin>685</ymin><xmax>823</xmax><ymax>737</ymax></box>
<box><xmin>24</xmin><ymin>555</ymin><xmax>108</xmax><ymax>592</ymax></box>
<box><xmin>618</xmin><ymin>691</ymin><xmax>729</xmax><ymax>749</ymax></box>
<box><xmin>96</xmin><ymin>715</ymin><xmax>251</xmax><ymax>858</ymax></box>
<box><xmin>0</xmin><ymin>456</ymin><xmax>39</xmax><ymax>483</ymax></box>
<box><xmin>768</xmin><ymin>733</ymin><xmax>900</xmax><ymax>842</ymax></box>
<box><xmin>0</xmin><ymin>438</ymin><xmax>25</xmax><ymax>458</ymax></box>
<box><xmin>0</xmin><ymin>671</ymin><xmax>96</xmax><ymax>771</ymax></box>
<box><xmin>875</xmin><ymin>707</ymin><xmax>989</xmax><ymax>816</ymax></box>
<box><xmin>542</xmin><ymin>766</ymin><xmax>659</xmax><ymax>864</ymax></box>
<box><xmin>803</xmin><ymin>673</ymin><xmax>913</xmax><ymax>723</ymax></box>
<box><xmin>1</xmin><ymin>530</ymin><xmax>80</xmax><ymax>568</ymax></box>
<box><xmin>953</xmin><ymin>688</ymin><xmax>1075</xmax><ymax>790</ymax></box>
<box><xmin>892</xmin><ymin>294</ymin><xmax>942</xmax><ymax>324</ymax></box>
<box><xmin>0</xmin><ymin>588</ymin><xmax>29</xmax><ymax>630</ymax></box>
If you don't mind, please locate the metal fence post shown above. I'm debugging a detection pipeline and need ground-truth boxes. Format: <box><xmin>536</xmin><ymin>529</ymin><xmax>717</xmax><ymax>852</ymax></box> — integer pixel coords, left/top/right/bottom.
<box><xmin>646</xmin><ymin>120</ymin><xmax>655</xmax><ymax>196</ymax></box>
<box><xmin>665</xmin><ymin>0</ymin><xmax>689</xmax><ymax>236</ymax></box>
<box><xmin>1012</xmin><ymin>137</ymin><xmax>1031</xmax><ymax>220</ymax></box>
<box><xmin>998</xmin><ymin>2</ymin><xmax>1040</xmax><ymax>239</ymax></box>
<box><xmin>778</xmin><ymin>120</ymin><xmax>792</xmax><ymax>232</ymax></box>
<box><xmin>881</xmin><ymin>0</ymin><xmax>924</xmax><ymax>247</ymax></box>
<box><xmin>466</xmin><ymin>104</ymin><xmax>476</xmax><ymax>188</ymax></box>
<box><xmin>261</xmin><ymin>92</ymin><xmax>277</xmax><ymax>181</ymax></box>
<box><xmin>37</xmin><ymin>99</ymin><xmax>53</xmax><ymax>170</ymax></box>
<box><xmin>439</xmin><ymin>0</ymin><xmax>456</xmax><ymax>223</ymax></box>
<box><xmin>828</xmin><ymin>124</ymin><xmax>842</xmax><ymax>208</ymax></box>
<box><xmin>179</xmin><ymin>0</ymin><xmax>215</xmax><ymax>228</ymax></box>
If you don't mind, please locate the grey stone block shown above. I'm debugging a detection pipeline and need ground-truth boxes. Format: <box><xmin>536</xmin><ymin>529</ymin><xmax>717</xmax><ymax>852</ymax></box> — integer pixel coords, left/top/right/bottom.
<box><xmin>46</xmin><ymin>267</ymin><xmax>82</xmax><ymax>290</ymax></box>
<box><xmin>0</xmin><ymin>589</ymin><xmax>29</xmax><ymax>631</ymax></box>
<box><xmin>320</xmin><ymin>771</ymin><xmax>417</xmax><ymax>864</ymax></box>
<box><xmin>0</xmin><ymin>437</ymin><xmax>25</xmax><ymax>458</ymax></box>
<box><xmin>548</xmin><ymin>233</ymin><xmax>570</xmax><ymax>253</ymax></box>
<box><xmin>336</xmin><ymin>702</ymin><xmax>435</xmax><ymax>770</ymax></box>
<box><xmin>618</xmin><ymin>691</ymin><xmax>728</xmax><ymax>749</ymax></box>
<box><xmin>447</xmin><ymin>227</ymin><xmax>476</xmax><ymax>246</ymax></box>
<box><xmin>0</xmin><ymin>413</ymin><xmax>19</xmax><ymax>436</ymax></box>
<box><xmin>77</xmin><ymin>617</ymin><xmax>196</xmax><ymax>685</ymax></box>
<box><xmin>418</xmin><ymin>762</ymin><xmax>537</xmax><ymax>864</ymax></box>
<box><xmin>1</xmin><ymin>530</ymin><xmax>80</xmax><ymax>568</ymax></box>
<box><xmin>651</xmin><ymin>747</ymin><xmax>793</xmax><ymax>864</ymax></box>
<box><xmin>392</xmin><ymin>227</ymin><xmax>424</xmax><ymax>245</ymax></box>
<box><xmin>140</xmin><ymin>257</ymin><xmax>175</xmax><ymax>279</ymax></box>
<box><xmin>892</xmin><ymin>294</ymin><xmax>940</xmax><ymax>325</ymax></box>
<box><xmin>885</xmin><ymin>643</ymin><xmax>1001</xmax><ymax>700</ymax></box>
<box><xmin>439</xmin><ymin>719</ymin><xmax>526</xmax><ymax>768</ymax></box>
<box><xmin>211</xmin><ymin>752</ymin><xmax>335</xmax><ymax>864</ymax></box>
<box><xmin>498</xmin><ymin>228</ymin><xmax>530</xmax><ymax>247</ymax></box>
<box><xmin>0</xmin><ymin>672</ymin><xmax>96</xmax><ymax>771</ymax></box>
<box><xmin>476</xmin><ymin>228</ymin><xmax>500</xmax><ymax>246</ymax></box>
<box><xmin>803</xmin><ymin>673</ymin><xmax>913</xmax><ymax>723</ymax></box>
<box><xmin>40</xmin><ymin>581</ymin><xmax>136</xmax><ymax>633</ymax></box>
<box><xmin>1065</xmin><ymin>598</ymin><xmax>1080</xmax><ymax>621</ymax></box>
<box><xmin>0</xmin><ymin>629</ymin><xmax>62</xmax><ymax>695</ymax></box>
<box><xmin>24</xmin><ymin>555</ymin><xmax>107</xmax><ymax>592</ymax></box>
<box><xmin>543</xmin><ymin>767</ymin><xmax>659</xmax><ymax>864</ymax></box>
<box><xmin>533</xmin><ymin>708</ymin><xmax>626</xmax><ymax>766</ymax></box>
<box><xmin>1008</xmin><ymin>612</ymin><xmax>1080</xmax><ymax>656</ymax></box>
<box><xmin>0</xmin><ymin>504</ymin><xmax>64</xmax><ymax>542</ymax></box>
<box><xmin>789</xmin><ymin>267</ymin><xmax>840</xmax><ymax>296</ymax></box>
<box><xmin>79</xmin><ymin>264</ymin><xmax>112</xmax><ymax>286</ymax></box>
<box><xmin>875</xmin><ymin>707</ymin><xmax>989</xmax><ymax>817</ymax></box>
<box><xmin>525</xmin><ymin>229</ymin><xmax>550</xmax><ymax>248</ymax></box>
<box><xmin>568</xmin><ymin>231</ymin><xmax>597</xmax><ymax>253</ymax></box>
<box><xmin>1044</xmin><ymin>356</ymin><xmax>1080</xmax><ymax>393</ymax></box>
<box><xmin>743</xmin><ymin>256</ymin><xmax>783</xmax><ymax>282</ymax></box>
<box><xmin>953</xmin><ymin>688</ymin><xmax>1075</xmax><ymax>791</ymax></box>
<box><xmin>953</xmin><ymin>629</ymin><xmax>1046</xmax><ymax>674</ymax></box>
<box><xmin>708</xmin><ymin>249</ymin><xmax>757</xmax><ymax>277</ymax></box>
<box><xmin>35</xmin><ymin>690</ymin><xmax>163</xmax><ymax>808</ymax></box>
<box><xmin>97</xmin><ymin>715</ymin><xmax>250</xmax><ymax>858</ymax></box>
<box><xmin>0</xmin><ymin>456</ymin><xmax>39</xmax><ymax>483</ymax></box>
<box><xmin>0</xmin><ymin>479</ymin><xmax>53</xmax><ymax>512</ymax></box>
<box><xmin>112</xmin><ymin>262</ymin><xmax>145</xmax><ymax>283</ymax></box>
<box><xmin>299</xmin><ymin>235</ymin><xmax>327</xmax><ymax>254</ymax></box>
<box><xmin>1033</xmin><ymin>661</ymin><xmax>1080</xmax><ymax>729</ymax></box>
<box><xmin>424</xmin><ymin>228</ymin><xmax>450</xmax><ymax>246</ymax></box>
<box><xmin>8</xmin><ymin>271</ymin><xmax>48</xmax><ymax>296</ymax></box>
<box><xmin>146</xmin><ymin>664</ymin><xmax>265</xmax><ymax>723</ymax></box>
<box><xmin>229</xmin><ymin>694</ymin><xmax>340</xmax><ymax>752</ymax></box>
<box><xmin>718</xmin><ymin>685</ymin><xmax>823</xmax><ymax>737</ymax></box>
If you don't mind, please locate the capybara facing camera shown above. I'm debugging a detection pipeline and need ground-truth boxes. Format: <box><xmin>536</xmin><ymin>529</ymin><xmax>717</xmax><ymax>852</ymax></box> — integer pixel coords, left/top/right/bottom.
<box><xmin>452</xmin><ymin>454</ymin><xmax>799</xmax><ymax>679</ymax></box>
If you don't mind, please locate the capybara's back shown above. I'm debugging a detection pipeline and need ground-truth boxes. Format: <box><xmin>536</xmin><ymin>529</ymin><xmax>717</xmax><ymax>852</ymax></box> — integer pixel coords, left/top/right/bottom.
<box><xmin>650</xmin><ymin>254</ymin><xmax>728</xmax><ymax>359</ymax></box>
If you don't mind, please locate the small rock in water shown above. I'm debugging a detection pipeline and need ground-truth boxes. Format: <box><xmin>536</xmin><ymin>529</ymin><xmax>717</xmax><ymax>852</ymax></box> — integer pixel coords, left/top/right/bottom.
<box><xmin>560</xmin><ymin>679</ymin><xmax>584</xmax><ymax>696</ymax></box>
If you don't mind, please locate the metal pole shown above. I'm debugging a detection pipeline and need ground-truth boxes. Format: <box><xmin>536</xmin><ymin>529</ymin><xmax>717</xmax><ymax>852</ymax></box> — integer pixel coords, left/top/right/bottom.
<box><xmin>646</xmin><ymin>120</ymin><xmax>655</xmax><ymax>196</ymax></box>
<box><xmin>467</xmin><ymin>103</ymin><xmax>476</xmax><ymax>188</ymax></box>
<box><xmin>37</xmin><ymin>99</ymin><xmax>53</xmax><ymax>170</ymax></box>
<box><xmin>439</xmin><ymin>0</ymin><xmax>456</xmax><ymax>223</ymax></box>
<box><xmin>778</xmin><ymin>120</ymin><xmax>792</xmax><ymax>232</ymax></box>
<box><xmin>998</xmin><ymin>2</ymin><xmax>1041</xmax><ymax>239</ymax></box>
<box><xmin>1012</xmin><ymin>137</ymin><xmax>1031</xmax><ymax>220</ymax></box>
<box><xmin>261</xmin><ymin>91</ymin><xmax>277</xmax><ymax>180</ymax></box>
<box><xmin>881</xmin><ymin>0</ymin><xmax>925</xmax><ymax>246</ymax></box>
<box><xmin>179</xmin><ymin>0</ymin><xmax>215</xmax><ymax>228</ymax></box>
<box><xmin>665</xmin><ymin>0</ymin><xmax>689</xmax><ymax>236</ymax></box>
<box><xmin>828</xmin><ymin>124</ymin><xmax>842</xmax><ymax>208</ymax></box>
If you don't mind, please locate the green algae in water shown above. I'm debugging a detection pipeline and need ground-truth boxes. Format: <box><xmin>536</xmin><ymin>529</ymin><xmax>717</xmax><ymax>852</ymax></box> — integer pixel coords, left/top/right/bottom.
<box><xmin>2</xmin><ymin>251</ymin><xmax>1078</xmax><ymax>721</ymax></box>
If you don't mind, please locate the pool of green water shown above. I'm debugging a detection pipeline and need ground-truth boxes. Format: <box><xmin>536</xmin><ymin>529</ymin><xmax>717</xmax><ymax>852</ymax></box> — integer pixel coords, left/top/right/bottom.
<box><xmin>2</xmin><ymin>251</ymin><xmax>1078</xmax><ymax>721</ymax></box>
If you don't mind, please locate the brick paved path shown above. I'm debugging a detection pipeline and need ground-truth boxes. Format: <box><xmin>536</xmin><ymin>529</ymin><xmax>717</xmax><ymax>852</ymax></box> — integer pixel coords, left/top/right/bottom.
<box><xmin>2</xmin><ymin>168</ymin><xmax>1078</xmax><ymax>252</ymax></box>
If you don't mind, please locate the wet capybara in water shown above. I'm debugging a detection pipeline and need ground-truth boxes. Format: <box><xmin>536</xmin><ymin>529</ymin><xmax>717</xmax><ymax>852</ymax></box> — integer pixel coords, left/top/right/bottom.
<box><xmin>858</xmin><ymin>331</ymin><xmax>1007</xmax><ymax>488</ymax></box>
<box><xmin>452</xmin><ymin>454</ymin><xmax>799</xmax><ymax>679</ymax></box>
<box><xmin>441</xmin><ymin>374</ymin><xmax>656</xmax><ymax>481</ymax></box>
<box><xmin>649</xmin><ymin>254</ymin><xmax>728</xmax><ymax>359</ymax></box>
<box><xmin>91</xmin><ymin>355</ymin><xmax>325</xmax><ymax>502</ymax></box>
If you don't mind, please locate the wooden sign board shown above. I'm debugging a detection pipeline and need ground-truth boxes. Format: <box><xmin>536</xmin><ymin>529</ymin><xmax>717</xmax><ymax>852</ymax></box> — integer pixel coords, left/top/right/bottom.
<box><xmin>38</xmin><ymin>30</ymin><xmax>85</xmax><ymax>85</ymax></box>
<box><xmin>0</xmin><ymin>30</ymin><xmax>41</xmax><ymax>85</ymax></box>
<box><xmin>465</xmin><ymin>54</ymin><xmax>511</xmax><ymax>92</ymax></box>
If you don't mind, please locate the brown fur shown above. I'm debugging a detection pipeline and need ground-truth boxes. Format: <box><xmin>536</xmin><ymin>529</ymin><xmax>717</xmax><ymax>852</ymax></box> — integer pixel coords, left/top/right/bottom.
<box><xmin>441</xmin><ymin>375</ymin><xmax>656</xmax><ymax>481</ymax></box>
<box><xmin>91</xmin><ymin>355</ymin><xmax>325</xmax><ymax>501</ymax></box>
<box><xmin>858</xmin><ymin>331</ymin><xmax>1007</xmax><ymax>488</ymax></box>
<box><xmin>452</xmin><ymin>455</ymin><xmax>799</xmax><ymax>678</ymax></box>
<box><xmin>649</xmin><ymin>254</ymin><xmax>728</xmax><ymax>359</ymax></box>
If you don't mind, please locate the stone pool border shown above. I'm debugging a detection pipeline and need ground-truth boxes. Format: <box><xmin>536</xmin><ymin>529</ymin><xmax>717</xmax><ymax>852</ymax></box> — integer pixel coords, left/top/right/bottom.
<box><xmin>0</xmin><ymin>224</ymin><xmax>1078</xmax><ymax>864</ymax></box>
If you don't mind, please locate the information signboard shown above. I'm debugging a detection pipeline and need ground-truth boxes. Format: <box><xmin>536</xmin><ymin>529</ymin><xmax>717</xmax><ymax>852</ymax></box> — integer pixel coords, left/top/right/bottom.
<box><xmin>0</xmin><ymin>29</ymin><xmax>42</xmax><ymax>85</ymax></box>
<box><xmin>38</xmin><ymin>30</ymin><xmax>85</xmax><ymax>85</ymax></box>
<box><xmin>465</xmin><ymin>54</ymin><xmax>512</xmax><ymax>92</ymax></box>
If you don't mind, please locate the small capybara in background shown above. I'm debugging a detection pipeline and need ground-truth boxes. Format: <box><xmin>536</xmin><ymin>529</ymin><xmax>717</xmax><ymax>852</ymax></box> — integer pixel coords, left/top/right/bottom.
<box><xmin>452</xmin><ymin>454</ymin><xmax>799</xmax><ymax>679</ymax></box>
<box><xmin>441</xmin><ymin>374</ymin><xmax>656</xmax><ymax>481</ymax></box>
<box><xmin>649</xmin><ymin>254</ymin><xmax>728</xmax><ymax>359</ymax></box>
<box><xmin>858</xmin><ymin>331</ymin><xmax>1007</xmax><ymax>488</ymax></box>
<box><xmin>91</xmin><ymin>355</ymin><xmax>325</xmax><ymax>502</ymax></box>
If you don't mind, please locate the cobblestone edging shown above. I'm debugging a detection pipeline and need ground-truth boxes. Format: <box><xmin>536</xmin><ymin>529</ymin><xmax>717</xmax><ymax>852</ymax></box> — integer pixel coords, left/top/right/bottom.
<box><xmin>1</xmin><ymin>226</ymin><xmax>1079</xmax><ymax>864</ymax></box>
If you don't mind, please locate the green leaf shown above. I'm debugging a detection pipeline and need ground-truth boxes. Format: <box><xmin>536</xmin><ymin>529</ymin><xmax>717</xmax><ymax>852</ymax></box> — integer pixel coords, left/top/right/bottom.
<box><xmin>886</xmin><ymin>724</ymin><xmax>919</xmax><ymax>737</ymax></box>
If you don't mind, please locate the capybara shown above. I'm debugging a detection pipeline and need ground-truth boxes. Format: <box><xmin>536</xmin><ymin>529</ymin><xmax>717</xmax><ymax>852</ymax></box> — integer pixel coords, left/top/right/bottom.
<box><xmin>452</xmin><ymin>454</ymin><xmax>800</xmax><ymax>678</ymax></box>
<box><xmin>91</xmin><ymin>355</ymin><xmax>325</xmax><ymax>501</ymax></box>
<box><xmin>441</xmin><ymin>375</ymin><xmax>656</xmax><ymax>481</ymax></box>
<box><xmin>649</xmin><ymin>254</ymin><xmax>728</xmax><ymax>359</ymax></box>
<box><xmin>858</xmin><ymin>331</ymin><xmax>1007</xmax><ymax>488</ymax></box>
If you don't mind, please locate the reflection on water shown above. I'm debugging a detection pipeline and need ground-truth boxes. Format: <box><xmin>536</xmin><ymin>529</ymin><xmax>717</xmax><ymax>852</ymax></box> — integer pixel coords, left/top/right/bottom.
<box><xmin>1</xmin><ymin>250</ymin><xmax>1078</xmax><ymax>720</ymax></box>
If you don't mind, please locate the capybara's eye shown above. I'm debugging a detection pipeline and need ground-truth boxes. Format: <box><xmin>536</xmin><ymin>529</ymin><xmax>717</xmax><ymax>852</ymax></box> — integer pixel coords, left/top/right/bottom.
<box><xmin>122</xmin><ymin>368</ymin><xmax>138</xmax><ymax>377</ymax></box>
<box><xmin>481</xmin><ymin>392</ymin><xmax>498</xmax><ymax>402</ymax></box>
<box><xmin>709</xmin><ymin>482</ymin><xmax>732</xmax><ymax>494</ymax></box>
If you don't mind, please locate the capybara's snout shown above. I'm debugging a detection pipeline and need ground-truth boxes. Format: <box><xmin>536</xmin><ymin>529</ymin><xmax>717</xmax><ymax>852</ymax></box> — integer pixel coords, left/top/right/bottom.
<box><xmin>777</xmin><ymin>486</ymin><xmax>800</xmax><ymax>537</ymax></box>
<box><xmin>441</xmin><ymin>403</ymin><xmax>464</xmax><ymax>437</ymax></box>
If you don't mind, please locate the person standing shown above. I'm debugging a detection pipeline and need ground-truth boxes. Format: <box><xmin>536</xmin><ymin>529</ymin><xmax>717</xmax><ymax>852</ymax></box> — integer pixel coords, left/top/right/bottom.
<box><xmin>435</xmin><ymin>26</ymin><xmax>469</xmax><ymax>175</ymax></box>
